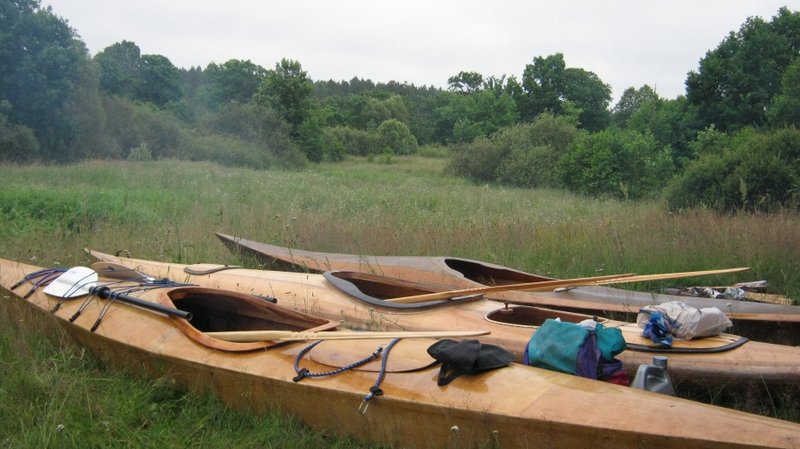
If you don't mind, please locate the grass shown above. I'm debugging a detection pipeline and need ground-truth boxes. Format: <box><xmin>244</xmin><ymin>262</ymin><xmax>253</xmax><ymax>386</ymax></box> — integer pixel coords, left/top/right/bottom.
<box><xmin>2</xmin><ymin>158</ymin><xmax>796</xmax><ymax>296</ymax></box>
<box><xmin>0</xmin><ymin>319</ymin><xmax>368</xmax><ymax>449</ymax></box>
<box><xmin>0</xmin><ymin>157</ymin><xmax>798</xmax><ymax>447</ymax></box>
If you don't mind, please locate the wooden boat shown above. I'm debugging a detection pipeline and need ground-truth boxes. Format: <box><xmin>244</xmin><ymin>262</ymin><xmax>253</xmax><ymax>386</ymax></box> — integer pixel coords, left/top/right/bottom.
<box><xmin>87</xmin><ymin>249</ymin><xmax>800</xmax><ymax>390</ymax></box>
<box><xmin>5</xmin><ymin>259</ymin><xmax>800</xmax><ymax>449</ymax></box>
<box><xmin>215</xmin><ymin>232</ymin><xmax>800</xmax><ymax>326</ymax></box>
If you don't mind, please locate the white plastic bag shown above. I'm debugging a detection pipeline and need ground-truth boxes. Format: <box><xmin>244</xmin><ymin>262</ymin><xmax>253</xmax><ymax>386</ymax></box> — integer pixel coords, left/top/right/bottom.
<box><xmin>636</xmin><ymin>301</ymin><xmax>732</xmax><ymax>340</ymax></box>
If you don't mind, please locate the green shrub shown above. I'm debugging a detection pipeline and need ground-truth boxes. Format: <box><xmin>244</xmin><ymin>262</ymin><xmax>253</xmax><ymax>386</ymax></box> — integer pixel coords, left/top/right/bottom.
<box><xmin>324</xmin><ymin>126</ymin><xmax>379</xmax><ymax>156</ymax></box>
<box><xmin>127</xmin><ymin>143</ymin><xmax>153</xmax><ymax>161</ymax></box>
<box><xmin>377</xmin><ymin>119</ymin><xmax>418</xmax><ymax>155</ymax></box>
<box><xmin>198</xmin><ymin>102</ymin><xmax>264</xmax><ymax>142</ymax></box>
<box><xmin>665</xmin><ymin>127</ymin><xmax>800</xmax><ymax>212</ymax></box>
<box><xmin>558</xmin><ymin>128</ymin><xmax>673</xmax><ymax>200</ymax></box>
<box><xmin>496</xmin><ymin>144</ymin><xmax>559</xmax><ymax>187</ymax></box>
<box><xmin>0</xmin><ymin>114</ymin><xmax>39</xmax><ymax>163</ymax></box>
<box><xmin>103</xmin><ymin>96</ymin><xmax>183</xmax><ymax>159</ymax></box>
<box><xmin>447</xmin><ymin>113</ymin><xmax>579</xmax><ymax>188</ymax></box>
<box><xmin>447</xmin><ymin>136</ymin><xmax>503</xmax><ymax>182</ymax></box>
<box><xmin>177</xmin><ymin>131</ymin><xmax>280</xmax><ymax>169</ymax></box>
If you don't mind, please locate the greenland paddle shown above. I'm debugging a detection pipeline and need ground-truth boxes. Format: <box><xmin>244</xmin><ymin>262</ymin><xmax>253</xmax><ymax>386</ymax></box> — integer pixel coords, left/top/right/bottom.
<box><xmin>385</xmin><ymin>272</ymin><xmax>636</xmax><ymax>304</ymax></box>
<box><xmin>205</xmin><ymin>329</ymin><xmax>490</xmax><ymax>342</ymax></box>
<box><xmin>386</xmin><ymin>267</ymin><xmax>750</xmax><ymax>304</ymax></box>
<box><xmin>43</xmin><ymin>266</ymin><xmax>192</xmax><ymax>321</ymax></box>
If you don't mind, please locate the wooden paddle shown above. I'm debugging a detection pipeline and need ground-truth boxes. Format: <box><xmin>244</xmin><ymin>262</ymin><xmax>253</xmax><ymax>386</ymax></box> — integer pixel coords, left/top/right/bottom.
<box><xmin>386</xmin><ymin>267</ymin><xmax>750</xmax><ymax>304</ymax></box>
<box><xmin>385</xmin><ymin>272</ymin><xmax>637</xmax><ymax>304</ymax></box>
<box><xmin>205</xmin><ymin>329</ymin><xmax>490</xmax><ymax>342</ymax></box>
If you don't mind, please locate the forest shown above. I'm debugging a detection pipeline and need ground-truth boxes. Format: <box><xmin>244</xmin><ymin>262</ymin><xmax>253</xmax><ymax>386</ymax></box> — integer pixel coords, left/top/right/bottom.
<box><xmin>1</xmin><ymin>0</ymin><xmax>799</xmax><ymax>212</ymax></box>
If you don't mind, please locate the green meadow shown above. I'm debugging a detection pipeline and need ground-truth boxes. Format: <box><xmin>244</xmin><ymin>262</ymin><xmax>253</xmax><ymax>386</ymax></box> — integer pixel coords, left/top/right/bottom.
<box><xmin>1</xmin><ymin>158</ymin><xmax>798</xmax><ymax>448</ymax></box>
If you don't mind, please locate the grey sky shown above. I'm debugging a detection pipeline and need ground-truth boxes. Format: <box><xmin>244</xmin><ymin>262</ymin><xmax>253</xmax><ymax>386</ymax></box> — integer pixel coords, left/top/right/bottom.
<box><xmin>44</xmin><ymin>0</ymin><xmax>798</xmax><ymax>103</ymax></box>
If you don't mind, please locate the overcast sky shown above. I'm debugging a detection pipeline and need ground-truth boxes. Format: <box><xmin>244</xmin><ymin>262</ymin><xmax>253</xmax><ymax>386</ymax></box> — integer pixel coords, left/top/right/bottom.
<box><xmin>44</xmin><ymin>0</ymin><xmax>798</xmax><ymax>104</ymax></box>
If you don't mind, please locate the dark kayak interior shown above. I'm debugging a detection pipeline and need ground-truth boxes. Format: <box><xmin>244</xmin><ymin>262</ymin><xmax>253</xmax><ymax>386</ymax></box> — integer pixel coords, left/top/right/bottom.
<box><xmin>163</xmin><ymin>287</ymin><xmax>337</xmax><ymax>352</ymax></box>
<box><xmin>444</xmin><ymin>258</ymin><xmax>552</xmax><ymax>285</ymax></box>
<box><xmin>323</xmin><ymin>271</ymin><xmax>484</xmax><ymax>309</ymax></box>
<box><xmin>167</xmin><ymin>287</ymin><xmax>330</xmax><ymax>333</ymax></box>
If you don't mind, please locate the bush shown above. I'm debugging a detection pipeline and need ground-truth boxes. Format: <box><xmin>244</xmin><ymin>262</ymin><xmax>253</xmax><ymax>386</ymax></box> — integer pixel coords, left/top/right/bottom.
<box><xmin>376</xmin><ymin>119</ymin><xmax>418</xmax><ymax>155</ymax></box>
<box><xmin>557</xmin><ymin>128</ymin><xmax>673</xmax><ymax>200</ymax></box>
<box><xmin>324</xmin><ymin>126</ymin><xmax>379</xmax><ymax>156</ymax></box>
<box><xmin>496</xmin><ymin>144</ymin><xmax>559</xmax><ymax>187</ymax></box>
<box><xmin>447</xmin><ymin>113</ymin><xmax>579</xmax><ymax>188</ymax></box>
<box><xmin>447</xmin><ymin>136</ymin><xmax>503</xmax><ymax>182</ymax></box>
<box><xmin>0</xmin><ymin>114</ymin><xmax>40</xmax><ymax>163</ymax></box>
<box><xmin>177</xmin><ymin>131</ymin><xmax>279</xmax><ymax>169</ymax></box>
<box><xmin>102</xmin><ymin>96</ymin><xmax>182</xmax><ymax>159</ymax></box>
<box><xmin>198</xmin><ymin>102</ymin><xmax>264</xmax><ymax>142</ymax></box>
<box><xmin>665</xmin><ymin>128</ymin><xmax>800</xmax><ymax>212</ymax></box>
<box><xmin>127</xmin><ymin>143</ymin><xmax>153</xmax><ymax>161</ymax></box>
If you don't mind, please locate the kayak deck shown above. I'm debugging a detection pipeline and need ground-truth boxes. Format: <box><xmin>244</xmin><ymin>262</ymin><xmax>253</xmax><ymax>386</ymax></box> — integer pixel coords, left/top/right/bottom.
<box><xmin>2</xmin><ymin>257</ymin><xmax>800</xmax><ymax>449</ymax></box>
<box><xmin>86</xmin><ymin>250</ymin><xmax>800</xmax><ymax>389</ymax></box>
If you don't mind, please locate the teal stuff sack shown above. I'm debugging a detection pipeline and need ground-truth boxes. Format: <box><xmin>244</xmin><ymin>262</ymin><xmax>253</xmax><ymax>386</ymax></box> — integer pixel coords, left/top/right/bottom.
<box><xmin>525</xmin><ymin>319</ymin><xmax>588</xmax><ymax>375</ymax></box>
<box><xmin>525</xmin><ymin>319</ymin><xmax>627</xmax><ymax>378</ymax></box>
<box><xmin>594</xmin><ymin>322</ymin><xmax>626</xmax><ymax>360</ymax></box>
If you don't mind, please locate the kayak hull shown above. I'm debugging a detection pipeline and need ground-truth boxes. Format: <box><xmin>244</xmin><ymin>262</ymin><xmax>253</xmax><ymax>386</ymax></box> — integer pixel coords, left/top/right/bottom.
<box><xmin>87</xmin><ymin>250</ymin><xmax>800</xmax><ymax>389</ymax></box>
<box><xmin>5</xmin><ymin>258</ymin><xmax>800</xmax><ymax>448</ymax></box>
<box><xmin>215</xmin><ymin>232</ymin><xmax>800</xmax><ymax>326</ymax></box>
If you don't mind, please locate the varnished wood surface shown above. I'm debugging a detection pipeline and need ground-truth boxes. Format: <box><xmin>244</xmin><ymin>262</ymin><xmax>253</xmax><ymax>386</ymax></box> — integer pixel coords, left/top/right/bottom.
<box><xmin>2</xmin><ymin>257</ymin><xmax>800</xmax><ymax>449</ymax></box>
<box><xmin>214</xmin><ymin>232</ymin><xmax>800</xmax><ymax>323</ymax></box>
<box><xmin>88</xmin><ymin>250</ymin><xmax>800</xmax><ymax>387</ymax></box>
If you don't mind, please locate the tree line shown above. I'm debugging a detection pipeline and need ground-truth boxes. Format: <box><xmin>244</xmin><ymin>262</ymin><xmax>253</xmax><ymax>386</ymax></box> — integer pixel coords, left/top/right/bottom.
<box><xmin>1</xmin><ymin>0</ymin><xmax>799</xmax><ymax>212</ymax></box>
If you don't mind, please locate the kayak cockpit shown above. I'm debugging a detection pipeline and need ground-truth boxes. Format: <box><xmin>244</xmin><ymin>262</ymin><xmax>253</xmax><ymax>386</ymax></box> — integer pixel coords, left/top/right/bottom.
<box><xmin>323</xmin><ymin>271</ymin><xmax>484</xmax><ymax>309</ymax></box>
<box><xmin>485</xmin><ymin>304</ymin><xmax>607</xmax><ymax>327</ymax></box>
<box><xmin>159</xmin><ymin>287</ymin><xmax>337</xmax><ymax>351</ymax></box>
<box><xmin>443</xmin><ymin>258</ymin><xmax>553</xmax><ymax>285</ymax></box>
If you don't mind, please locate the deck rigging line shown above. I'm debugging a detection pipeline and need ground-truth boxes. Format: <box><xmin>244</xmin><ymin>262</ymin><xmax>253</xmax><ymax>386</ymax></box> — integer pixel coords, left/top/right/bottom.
<box><xmin>292</xmin><ymin>338</ymin><xmax>401</xmax><ymax>414</ymax></box>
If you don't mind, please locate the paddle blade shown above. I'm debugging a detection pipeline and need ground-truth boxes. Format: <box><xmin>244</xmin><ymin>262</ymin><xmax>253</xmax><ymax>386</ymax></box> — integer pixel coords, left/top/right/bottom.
<box><xmin>91</xmin><ymin>262</ymin><xmax>154</xmax><ymax>282</ymax></box>
<box><xmin>42</xmin><ymin>266</ymin><xmax>98</xmax><ymax>298</ymax></box>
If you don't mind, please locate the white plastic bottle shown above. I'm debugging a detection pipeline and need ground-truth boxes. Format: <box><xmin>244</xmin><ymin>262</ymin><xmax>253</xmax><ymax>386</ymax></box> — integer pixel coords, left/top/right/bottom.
<box><xmin>631</xmin><ymin>356</ymin><xmax>676</xmax><ymax>395</ymax></box>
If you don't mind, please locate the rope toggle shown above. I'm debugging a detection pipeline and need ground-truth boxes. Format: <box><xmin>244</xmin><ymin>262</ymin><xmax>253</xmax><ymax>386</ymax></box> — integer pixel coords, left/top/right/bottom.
<box><xmin>292</xmin><ymin>338</ymin><xmax>400</xmax><ymax>414</ymax></box>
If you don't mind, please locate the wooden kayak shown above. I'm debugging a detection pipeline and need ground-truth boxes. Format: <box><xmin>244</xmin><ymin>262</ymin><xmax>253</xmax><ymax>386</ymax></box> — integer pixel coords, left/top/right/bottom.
<box><xmin>215</xmin><ymin>232</ymin><xmax>800</xmax><ymax>325</ymax></box>
<box><xmin>5</xmin><ymin>260</ymin><xmax>800</xmax><ymax>449</ymax></box>
<box><xmin>87</xmin><ymin>249</ymin><xmax>800</xmax><ymax>389</ymax></box>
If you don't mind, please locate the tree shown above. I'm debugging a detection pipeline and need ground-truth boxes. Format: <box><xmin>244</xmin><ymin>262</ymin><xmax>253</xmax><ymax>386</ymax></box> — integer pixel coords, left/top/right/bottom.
<box><xmin>518</xmin><ymin>54</ymin><xmax>566</xmax><ymax>120</ymax></box>
<box><xmin>255</xmin><ymin>58</ymin><xmax>324</xmax><ymax>161</ymax></box>
<box><xmin>94</xmin><ymin>40</ymin><xmax>142</xmax><ymax>98</ymax></box>
<box><xmin>205</xmin><ymin>59</ymin><xmax>267</xmax><ymax>104</ymax></box>
<box><xmin>560</xmin><ymin>67</ymin><xmax>612</xmax><ymax>131</ymax></box>
<box><xmin>517</xmin><ymin>53</ymin><xmax>612</xmax><ymax>130</ymax></box>
<box><xmin>433</xmin><ymin>90</ymin><xmax>517</xmax><ymax>143</ymax></box>
<box><xmin>256</xmin><ymin>59</ymin><xmax>313</xmax><ymax>134</ymax></box>
<box><xmin>95</xmin><ymin>41</ymin><xmax>182</xmax><ymax>107</ymax></box>
<box><xmin>626</xmin><ymin>96</ymin><xmax>700</xmax><ymax>168</ymax></box>
<box><xmin>0</xmin><ymin>0</ymin><xmax>102</xmax><ymax>161</ymax></box>
<box><xmin>768</xmin><ymin>57</ymin><xmax>800</xmax><ymax>127</ymax></box>
<box><xmin>686</xmin><ymin>7</ymin><xmax>800</xmax><ymax>131</ymax></box>
<box><xmin>447</xmin><ymin>71</ymin><xmax>484</xmax><ymax>93</ymax></box>
<box><xmin>613</xmin><ymin>85</ymin><xmax>660</xmax><ymax>126</ymax></box>
<box><xmin>138</xmin><ymin>54</ymin><xmax>182</xmax><ymax>107</ymax></box>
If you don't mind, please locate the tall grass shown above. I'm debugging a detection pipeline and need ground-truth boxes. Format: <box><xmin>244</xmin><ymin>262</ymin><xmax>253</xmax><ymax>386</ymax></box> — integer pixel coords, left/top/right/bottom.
<box><xmin>0</xmin><ymin>317</ymin><xmax>368</xmax><ymax>449</ymax></box>
<box><xmin>0</xmin><ymin>157</ymin><xmax>798</xmax><ymax>447</ymax></box>
<box><xmin>1</xmin><ymin>158</ymin><xmax>795</xmax><ymax>297</ymax></box>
